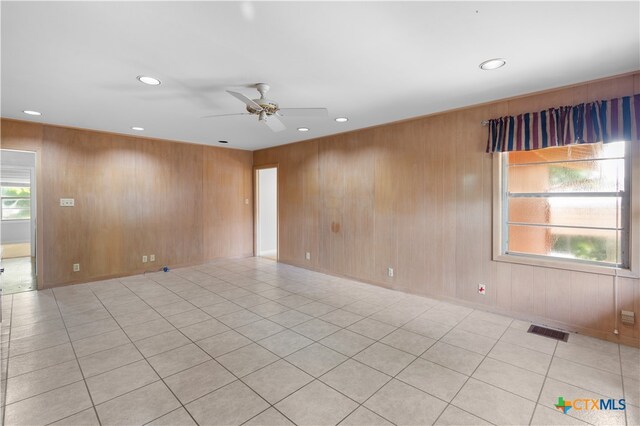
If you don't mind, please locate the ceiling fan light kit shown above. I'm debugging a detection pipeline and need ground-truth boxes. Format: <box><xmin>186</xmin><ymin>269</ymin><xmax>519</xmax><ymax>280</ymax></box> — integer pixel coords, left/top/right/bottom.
<box><xmin>203</xmin><ymin>83</ymin><xmax>329</xmax><ymax>132</ymax></box>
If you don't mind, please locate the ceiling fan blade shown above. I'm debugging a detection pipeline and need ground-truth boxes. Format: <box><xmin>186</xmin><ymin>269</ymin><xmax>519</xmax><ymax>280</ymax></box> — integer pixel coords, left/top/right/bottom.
<box><xmin>262</xmin><ymin>114</ymin><xmax>286</xmax><ymax>132</ymax></box>
<box><xmin>277</xmin><ymin>108</ymin><xmax>328</xmax><ymax>117</ymax></box>
<box><xmin>201</xmin><ymin>112</ymin><xmax>251</xmax><ymax>119</ymax></box>
<box><xmin>226</xmin><ymin>90</ymin><xmax>263</xmax><ymax>111</ymax></box>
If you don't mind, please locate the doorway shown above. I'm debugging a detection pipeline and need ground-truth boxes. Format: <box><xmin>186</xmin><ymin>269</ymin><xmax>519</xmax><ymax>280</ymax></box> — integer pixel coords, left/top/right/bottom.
<box><xmin>256</xmin><ymin>167</ymin><xmax>278</xmax><ymax>260</ymax></box>
<box><xmin>0</xmin><ymin>149</ymin><xmax>37</xmax><ymax>294</ymax></box>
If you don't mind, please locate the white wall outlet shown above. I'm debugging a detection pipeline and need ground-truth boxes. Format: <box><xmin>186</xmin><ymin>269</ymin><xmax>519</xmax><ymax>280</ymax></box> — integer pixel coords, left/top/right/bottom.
<box><xmin>60</xmin><ymin>198</ymin><xmax>75</xmax><ymax>207</ymax></box>
<box><xmin>150</xmin><ymin>254</ymin><xmax>155</xmax><ymax>262</ymax></box>
<box><xmin>73</xmin><ymin>263</ymin><xmax>80</xmax><ymax>272</ymax></box>
<box><xmin>388</xmin><ymin>267</ymin><xmax>394</xmax><ymax>277</ymax></box>
<box><xmin>478</xmin><ymin>283</ymin><xmax>486</xmax><ymax>295</ymax></box>
<box><xmin>245</xmin><ymin>198</ymin><xmax>249</xmax><ymax>205</ymax></box>
<box><xmin>305</xmin><ymin>252</ymin><xmax>311</xmax><ymax>260</ymax></box>
<box><xmin>142</xmin><ymin>255</ymin><xmax>148</xmax><ymax>263</ymax></box>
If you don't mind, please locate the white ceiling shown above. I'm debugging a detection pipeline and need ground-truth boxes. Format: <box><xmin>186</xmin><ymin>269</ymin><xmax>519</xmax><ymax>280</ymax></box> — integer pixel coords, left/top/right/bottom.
<box><xmin>2</xmin><ymin>1</ymin><xmax>639</xmax><ymax>151</ymax></box>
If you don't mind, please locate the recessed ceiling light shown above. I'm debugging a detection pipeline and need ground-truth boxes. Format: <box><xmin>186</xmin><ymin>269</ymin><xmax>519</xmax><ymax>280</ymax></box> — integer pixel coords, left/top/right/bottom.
<box><xmin>479</xmin><ymin>58</ymin><xmax>506</xmax><ymax>70</ymax></box>
<box><xmin>131</xmin><ymin>126</ymin><xmax>144</xmax><ymax>131</ymax></box>
<box><xmin>335</xmin><ymin>117</ymin><xmax>348</xmax><ymax>123</ymax></box>
<box><xmin>23</xmin><ymin>110</ymin><xmax>41</xmax><ymax>116</ymax></box>
<box><xmin>297</xmin><ymin>127</ymin><xmax>309</xmax><ymax>132</ymax></box>
<box><xmin>137</xmin><ymin>75</ymin><xmax>161</xmax><ymax>85</ymax></box>
<box><xmin>218</xmin><ymin>140</ymin><xmax>228</xmax><ymax>144</ymax></box>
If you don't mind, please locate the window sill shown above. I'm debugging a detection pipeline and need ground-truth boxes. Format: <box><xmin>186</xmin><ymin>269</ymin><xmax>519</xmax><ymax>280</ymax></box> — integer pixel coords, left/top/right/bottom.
<box><xmin>493</xmin><ymin>253</ymin><xmax>639</xmax><ymax>279</ymax></box>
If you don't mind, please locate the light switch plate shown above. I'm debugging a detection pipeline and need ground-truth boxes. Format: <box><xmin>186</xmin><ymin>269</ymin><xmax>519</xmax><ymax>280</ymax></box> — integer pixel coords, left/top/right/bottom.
<box><xmin>60</xmin><ymin>198</ymin><xmax>75</xmax><ymax>207</ymax></box>
<box><xmin>73</xmin><ymin>263</ymin><xmax>80</xmax><ymax>272</ymax></box>
<box><xmin>150</xmin><ymin>254</ymin><xmax>155</xmax><ymax>262</ymax></box>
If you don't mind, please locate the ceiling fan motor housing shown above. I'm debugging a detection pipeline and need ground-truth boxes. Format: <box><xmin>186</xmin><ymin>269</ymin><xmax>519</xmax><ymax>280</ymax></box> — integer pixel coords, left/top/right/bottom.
<box><xmin>247</xmin><ymin>99</ymin><xmax>278</xmax><ymax>115</ymax></box>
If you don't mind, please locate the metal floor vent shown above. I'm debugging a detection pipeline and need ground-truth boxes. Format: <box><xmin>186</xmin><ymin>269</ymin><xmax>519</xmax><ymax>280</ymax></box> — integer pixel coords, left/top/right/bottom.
<box><xmin>527</xmin><ymin>325</ymin><xmax>569</xmax><ymax>342</ymax></box>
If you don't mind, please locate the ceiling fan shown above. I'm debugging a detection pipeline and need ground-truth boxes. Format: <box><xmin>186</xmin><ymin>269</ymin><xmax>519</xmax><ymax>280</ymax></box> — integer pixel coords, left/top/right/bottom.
<box><xmin>202</xmin><ymin>83</ymin><xmax>328</xmax><ymax>132</ymax></box>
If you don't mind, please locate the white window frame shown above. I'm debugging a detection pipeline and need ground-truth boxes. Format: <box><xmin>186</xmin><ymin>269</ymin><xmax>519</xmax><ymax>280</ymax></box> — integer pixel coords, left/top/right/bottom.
<box><xmin>492</xmin><ymin>141</ymin><xmax>640</xmax><ymax>278</ymax></box>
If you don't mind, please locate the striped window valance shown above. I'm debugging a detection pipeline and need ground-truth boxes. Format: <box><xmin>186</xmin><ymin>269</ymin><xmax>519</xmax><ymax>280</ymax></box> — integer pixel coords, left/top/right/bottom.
<box><xmin>486</xmin><ymin>94</ymin><xmax>640</xmax><ymax>153</ymax></box>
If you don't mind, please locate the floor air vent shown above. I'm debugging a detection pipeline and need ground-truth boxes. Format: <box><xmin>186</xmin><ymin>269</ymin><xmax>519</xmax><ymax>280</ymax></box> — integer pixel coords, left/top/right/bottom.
<box><xmin>527</xmin><ymin>325</ymin><xmax>569</xmax><ymax>342</ymax></box>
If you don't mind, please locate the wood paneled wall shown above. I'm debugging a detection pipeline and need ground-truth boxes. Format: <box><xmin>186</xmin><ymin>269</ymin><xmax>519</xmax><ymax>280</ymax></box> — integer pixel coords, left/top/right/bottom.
<box><xmin>1</xmin><ymin>119</ymin><xmax>253</xmax><ymax>288</ymax></box>
<box><xmin>254</xmin><ymin>72</ymin><xmax>640</xmax><ymax>346</ymax></box>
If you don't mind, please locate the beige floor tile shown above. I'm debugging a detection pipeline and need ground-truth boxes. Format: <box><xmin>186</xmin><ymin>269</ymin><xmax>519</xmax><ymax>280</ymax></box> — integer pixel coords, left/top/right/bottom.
<box><xmin>421</xmin><ymin>341</ymin><xmax>484</xmax><ymax>375</ymax></box>
<box><xmin>200</xmin><ymin>300</ymin><xmax>244</xmax><ymax>318</ymax></box>
<box><xmin>624</xmin><ymin>376</ymin><xmax>640</xmax><ymax>407</ymax></box>
<box><xmin>154</xmin><ymin>300</ymin><xmax>197</xmax><ymax>317</ymax></box>
<box><xmin>364</xmin><ymin>379</ymin><xmax>447</xmax><ymax>425</ymax></box>
<box><xmin>292</xmin><ymin>318</ymin><xmax>340</xmax><ymax>341</ymax></box>
<box><xmin>5</xmin><ymin>381</ymin><xmax>92</xmax><ymax>426</ymax></box>
<box><xmin>488</xmin><ymin>340</ymin><xmax>552</xmax><ymax>375</ymax></box>
<box><xmin>147</xmin><ymin>343</ymin><xmax>211</xmax><ymax>377</ymax></box>
<box><xmin>236</xmin><ymin>319</ymin><xmax>285</xmax><ymax>341</ymax></box>
<box><xmin>7</xmin><ymin>342</ymin><xmax>76</xmax><ymax>378</ymax></box>
<box><xmin>66</xmin><ymin>318</ymin><xmax>120</xmax><ymax>341</ymax></box>
<box><xmin>9</xmin><ymin>328</ymin><xmax>70</xmax><ymax>357</ymax></box>
<box><xmin>347</xmin><ymin>318</ymin><xmax>397</xmax><ymax>340</ymax></box>
<box><xmin>530</xmin><ymin>404</ymin><xmax>588</xmax><ymax>425</ymax></box>
<box><xmin>472</xmin><ymin>357</ymin><xmax>545</xmax><ymax>401</ymax></box>
<box><xmin>244</xmin><ymin>359</ymin><xmax>313</xmax><ymax>404</ymax></box>
<box><xmin>218</xmin><ymin>309</ymin><xmax>263</xmax><ymax>328</ymax></box>
<box><xmin>380</xmin><ymin>328</ymin><xmax>436</xmax><ymax>356</ymax></box>
<box><xmin>72</xmin><ymin>329</ymin><xmax>130</xmax><ymax>358</ymax></box>
<box><xmin>196</xmin><ymin>329</ymin><xmax>252</xmax><ymax>357</ymax></box>
<box><xmin>548</xmin><ymin>357</ymin><xmax>623</xmax><ymax>398</ymax></box>
<box><xmin>320</xmin><ymin>309</ymin><xmax>364</xmax><ymax>327</ymax></box>
<box><xmin>50</xmin><ymin>408</ymin><xmax>101</xmax><ymax>426</ymax></box>
<box><xmin>186</xmin><ymin>380</ymin><xmax>269</xmax><ymax>426</ymax></box>
<box><xmin>286</xmin><ymin>343</ymin><xmax>348</xmax><ymax>377</ymax></box>
<box><xmin>295</xmin><ymin>301</ymin><xmax>338</xmax><ymax>317</ymax></box>
<box><xmin>441</xmin><ymin>328</ymin><xmax>497</xmax><ymax>355</ymax></box>
<box><xmin>397</xmin><ymin>358</ymin><xmax>467</xmax><ymax>401</ymax></box>
<box><xmin>247</xmin><ymin>301</ymin><xmax>290</xmax><ymax>317</ymax></box>
<box><xmin>121</xmin><ymin>318</ymin><xmax>175</xmax><ymax>341</ymax></box>
<box><xmin>269</xmin><ymin>310</ymin><xmax>313</xmax><ymax>328</ymax></box>
<box><xmin>6</xmin><ymin>359</ymin><xmax>83</xmax><ymax>404</ymax></box>
<box><xmin>455</xmin><ymin>316</ymin><xmax>509</xmax><ymax>339</ymax></box>
<box><xmin>135</xmin><ymin>330</ymin><xmax>190</xmax><ymax>357</ymax></box>
<box><xmin>320</xmin><ymin>329</ymin><xmax>375</xmax><ymax>357</ymax></box>
<box><xmin>500</xmin><ymin>328</ymin><xmax>557</xmax><ymax>355</ymax></box>
<box><xmin>452</xmin><ymin>378</ymin><xmax>535</xmax><ymax>425</ymax></box>
<box><xmin>244</xmin><ymin>408</ymin><xmax>295</xmax><ymax>426</ymax></box>
<box><xmin>78</xmin><ymin>343</ymin><xmax>143</xmax><ymax>378</ymax></box>
<box><xmin>353</xmin><ymin>342</ymin><xmax>415</xmax><ymax>376</ymax></box>
<box><xmin>434</xmin><ymin>405</ymin><xmax>491</xmax><ymax>425</ymax></box>
<box><xmin>164</xmin><ymin>359</ymin><xmax>235</xmax><ymax>404</ymax></box>
<box><xmin>147</xmin><ymin>407</ymin><xmax>197</xmax><ymax>425</ymax></box>
<box><xmin>402</xmin><ymin>317</ymin><xmax>453</xmax><ymax>340</ymax></box>
<box><xmin>217</xmin><ymin>343</ymin><xmax>279</xmax><ymax>377</ymax></box>
<box><xmin>86</xmin><ymin>360</ymin><xmax>159</xmax><ymax>404</ymax></box>
<box><xmin>555</xmin><ymin>341</ymin><xmax>621</xmax><ymax>374</ymax></box>
<box><xmin>165</xmin><ymin>309</ymin><xmax>213</xmax><ymax>328</ymax></box>
<box><xmin>339</xmin><ymin>406</ymin><xmax>392</xmax><ymax>425</ymax></box>
<box><xmin>95</xmin><ymin>381</ymin><xmax>180</xmax><ymax>426</ymax></box>
<box><xmin>179</xmin><ymin>318</ymin><xmax>230</xmax><ymax>341</ymax></box>
<box><xmin>276</xmin><ymin>380</ymin><xmax>358</xmax><ymax>426</ymax></box>
<box><xmin>320</xmin><ymin>359</ymin><xmax>390</xmax><ymax>403</ymax></box>
<box><xmin>258</xmin><ymin>330</ymin><xmax>313</xmax><ymax>357</ymax></box>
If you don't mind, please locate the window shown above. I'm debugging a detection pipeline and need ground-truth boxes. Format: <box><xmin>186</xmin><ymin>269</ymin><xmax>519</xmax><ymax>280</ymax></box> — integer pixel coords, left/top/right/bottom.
<box><xmin>500</xmin><ymin>141</ymin><xmax>629</xmax><ymax>268</ymax></box>
<box><xmin>1</xmin><ymin>186</ymin><xmax>31</xmax><ymax>221</ymax></box>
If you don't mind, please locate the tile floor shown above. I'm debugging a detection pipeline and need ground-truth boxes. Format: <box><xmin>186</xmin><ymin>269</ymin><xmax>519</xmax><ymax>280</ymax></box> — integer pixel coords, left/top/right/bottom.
<box><xmin>0</xmin><ymin>257</ymin><xmax>638</xmax><ymax>425</ymax></box>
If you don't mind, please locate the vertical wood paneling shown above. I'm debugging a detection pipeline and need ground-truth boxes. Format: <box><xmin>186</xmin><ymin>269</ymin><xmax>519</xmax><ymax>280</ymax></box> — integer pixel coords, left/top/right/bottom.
<box><xmin>2</xmin><ymin>119</ymin><xmax>253</xmax><ymax>288</ymax></box>
<box><xmin>254</xmin><ymin>71</ymin><xmax>640</xmax><ymax>345</ymax></box>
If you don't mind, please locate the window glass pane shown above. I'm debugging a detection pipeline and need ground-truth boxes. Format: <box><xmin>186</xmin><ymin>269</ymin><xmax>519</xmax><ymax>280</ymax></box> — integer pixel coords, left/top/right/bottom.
<box><xmin>507</xmin><ymin>224</ymin><xmax>619</xmax><ymax>264</ymax></box>
<box><xmin>508</xmin><ymin>159</ymin><xmax>624</xmax><ymax>193</ymax></box>
<box><xmin>1</xmin><ymin>199</ymin><xmax>30</xmax><ymax>209</ymax></box>
<box><xmin>0</xmin><ymin>186</ymin><xmax>30</xmax><ymax>197</ymax></box>
<box><xmin>508</xmin><ymin>197</ymin><xmax>620</xmax><ymax>229</ymax></box>
<box><xmin>2</xmin><ymin>208</ymin><xmax>31</xmax><ymax>220</ymax></box>
<box><xmin>509</xmin><ymin>141</ymin><xmax>625</xmax><ymax>165</ymax></box>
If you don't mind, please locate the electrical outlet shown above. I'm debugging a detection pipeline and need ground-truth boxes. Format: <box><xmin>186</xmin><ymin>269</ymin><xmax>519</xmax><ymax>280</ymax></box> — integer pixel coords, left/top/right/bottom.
<box><xmin>245</xmin><ymin>198</ymin><xmax>249</xmax><ymax>205</ymax></box>
<box><xmin>478</xmin><ymin>283</ymin><xmax>486</xmax><ymax>295</ymax></box>
<box><xmin>60</xmin><ymin>198</ymin><xmax>75</xmax><ymax>207</ymax></box>
<box><xmin>150</xmin><ymin>254</ymin><xmax>155</xmax><ymax>262</ymax></box>
<box><xmin>305</xmin><ymin>252</ymin><xmax>311</xmax><ymax>260</ymax></box>
<box><xmin>73</xmin><ymin>263</ymin><xmax>80</xmax><ymax>272</ymax></box>
<box><xmin>142</xmin><ymin>255</ymin><xmax>148</xmax><ymax>263</ymax></box>
<box><xmin>388</xmin><ymin>267</ymin><xmax>394</xmax><ymax>277</ymax></box>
